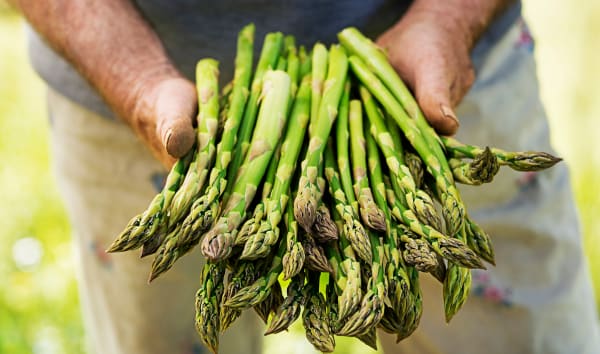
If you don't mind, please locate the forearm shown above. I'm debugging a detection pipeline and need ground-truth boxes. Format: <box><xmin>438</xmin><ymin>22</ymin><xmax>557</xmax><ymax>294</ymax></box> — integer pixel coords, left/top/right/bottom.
<box><xmin>13</xmin><ymin>0</ymin><xmax>179</xmax><ymax>116</ymax></box>
<box><xmin>10</xmin><ymin>0</ymin><xmax>195</xmax><ymax>163</ymax></box>
<box><xmin>405</xmin><ymin>0</ymin><xmax>517</xmax><ymax>50</ymax></box>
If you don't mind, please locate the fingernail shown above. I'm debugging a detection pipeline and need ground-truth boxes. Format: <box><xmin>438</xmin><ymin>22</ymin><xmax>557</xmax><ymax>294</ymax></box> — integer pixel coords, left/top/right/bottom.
<box><xmin>440</xmin><ymin>104</ymin><xmax>459</xmax><ymax>127</ymax></box>
<box><xmin>163</xmin><ymin>128</ymin><xmax>173</xmax><ymax>149</ymax></box>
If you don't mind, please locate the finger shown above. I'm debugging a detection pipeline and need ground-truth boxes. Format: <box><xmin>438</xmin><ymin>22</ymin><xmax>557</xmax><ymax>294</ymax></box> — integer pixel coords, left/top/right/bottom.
<box><xmin>413</xmin><ymin>64</ymin><xmax>460</xmax><ymax>136</ymax></box>
<box><xmin>154</xmin><ymin>78</ymin><xmax>197</xmax><ymax>158</ymax></box>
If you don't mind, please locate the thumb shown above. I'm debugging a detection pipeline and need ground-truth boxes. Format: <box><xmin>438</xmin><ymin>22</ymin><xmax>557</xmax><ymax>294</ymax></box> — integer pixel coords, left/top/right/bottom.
<box><xmin>413</xmin><ymin>66</ymin><xmax>460</xmax><ymax>136</ymax></box>
<box><xmin>154</xmin><ymin>78</ymin><xmax>197</xmax><ymax>159</ymax></box>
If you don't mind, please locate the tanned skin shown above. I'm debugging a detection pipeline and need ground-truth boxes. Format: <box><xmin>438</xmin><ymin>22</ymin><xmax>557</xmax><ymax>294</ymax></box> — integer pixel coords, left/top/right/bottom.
<box><xmin>8</xmin><ymin>0</ymin><xmax>512</xmax><ymax>157</ymax></box>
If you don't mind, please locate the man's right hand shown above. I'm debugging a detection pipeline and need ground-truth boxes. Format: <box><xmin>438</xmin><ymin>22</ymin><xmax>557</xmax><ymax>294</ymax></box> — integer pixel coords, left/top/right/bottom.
<box><xmin>10</xmin><ymin>0</ymin><xmax>197</xmax><ymax>168</ymax></box>
<box><xmin>128</xmin><ymin>76</ymin><xmax>197</xmax><ymax>168</ymax></box>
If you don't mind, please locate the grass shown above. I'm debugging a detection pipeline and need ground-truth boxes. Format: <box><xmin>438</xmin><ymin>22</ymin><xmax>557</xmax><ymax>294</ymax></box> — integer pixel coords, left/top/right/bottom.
<box><xmin>0</xmin><ymin>1</ymin><xmax>598</xmax><ymax>353</ymax></box>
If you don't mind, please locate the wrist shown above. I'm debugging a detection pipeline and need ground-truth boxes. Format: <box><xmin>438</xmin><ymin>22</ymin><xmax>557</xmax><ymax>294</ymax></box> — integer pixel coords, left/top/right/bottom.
<box><xmin>407</xmin><ymin>0</ymin><xmax>514</xmax><ymax>50</ymax></box>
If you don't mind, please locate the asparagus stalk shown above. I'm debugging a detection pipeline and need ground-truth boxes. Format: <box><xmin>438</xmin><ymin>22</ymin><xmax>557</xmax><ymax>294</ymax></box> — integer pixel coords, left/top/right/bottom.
<box><xmin>284</xmin><ymin>36</ymin><xmax>300</xmax><ymax>98</ymax></box>
<box><xmin>224</xmin><ymin>232</ymin><xmax>286</xmax><ymax>309</ymax></box>
<box><xmin>139</xmin><ymin>220</ymin><xmax>168</xmax><ymax>258</ymax></box>
<box><xmin>400</xmin><ymin>231</ymin><xmax>440</xmax><ymax>274</ymax></box>
<box><xmin>240</xmin><ymin>75</ymin><xmax>311</xmax><ymax>259</ymax></box>
<box><xmin>145</xmin><ymin>59</ymin><xmax>222</xmax><ymax>280</ymax></box>
<box><xmin>334</xmin><ymin>125</ymin><xmax>386</xmax><ymax>338</ymax></box>
<box><xmin>443</xmin><ymin>223</ymin><xmax>473</xmax><ymax>322</ymax></box>
<box><xmin>254</xmin><ymin>280</ymin><xmax>284</xmax><ymax>324</ymax></box>
<box><xmin>366</xmin><ymin>127</ymin><xmax>414</xmax><ymax>318</ymax></box>
<box><xmin>235</xmin><ymin>202</ymin><xmax>265</xmax><ymax>246</ymax></box>
<box><xmin>448</xmin><ymin>147</ymin><xmax>500</xmax><ymax>185</ymax></box>
<box><xmin>169</xmin><ymin>58</ymin><xmax>220</xmax><ymax>224</ymax></box>
<box><xmin>349</xmin><ymin>55</ymin><xmax>465</xmax><ymax>236</ymax></box>
<box><xmin>223</xmin><ymin>32</ymin><xmax>284</xmax><ymax>203</ymax></box>
<box><xmin>219</xmin><ymin>261</ymin><xmax>258</xmax><ymax>332</ymax></box>
<box><xmin>326</xmin><ymin>238</ymin><xmax>361</xmax><ymax>329</ymax></box>
<box><xmin>275</xmin><ymin>57</ymin><xmax>287</xmax><ymax>71</ymax></box>
<box><xmin>386</xmin><ymin>113</ymin><xmax>443</xmax><ymax>232</ymax></box>
<box><xmin>194</xmin><ymin>261</ymin><xmax>225</xmax><ymax>354</ymax></box>
<box><xmin>383</xmin><ymin>176</ymin><xmax>484</xmax><ymax>269</ymax></box>
<box><xmin>348</xmin><ymin>99</ymin><xmax>386</xmax><ymax>231</ymax></box>
<box><xmin>465</xmin><ymin>216</ymin><xmax>496</xmax><ymax>265</ymax></box>
<box><xmin>324</xmin><ymin>144</ymin><xmax>372</xmax><ymax>264</ymax></box>
<box><xmin>336</xmin><ymin>228</ymin><xmax>386</xmax><ymax>336</ymax></box>
<box><xmin>302</xmin><ymin>233</ymin><xmax>334</xmax><ymax>274</ymax></box>
<box><xmin>235</xmin><ymin>144</ymin><xmax>280</xmax><ymax>247</ymax></box>
<box><xmin>329</xmin><ymin>209</ymin><xmax>362</xmax><ymax>322</ymax></box>
<box><xmin>339</xmin><ymin>27</ymin><xmax>445</xmax><ymax>154</ymax></box>
<box><xmin>441</xmin><ymin>136</ymin><xmax>562</xmax><ymax>172</ymax></box>
<box><xmin>264</xmin><ymin>274</ymin><xmax>306</xmax><ymax>335</ymax></box>
<box><xmin>395</xmin><ymin>266</ymin><xmax>423</xmax><ymax>342</ymax></box>
<box><xmin>404</xmin><ymin>151</ymin><xmax>425</xmax><ymax>188</ymax></box>
<box><xmin>303</xmin><ymin>272</ymin><xmax>336</xmax><ymax>353</ymax></box>
<box><xmin>335</xmin><ymin>81</ymin><xmax>356</xmax><ymax>202</ymax></box>
<box><xmin>325</xmin><ymin>275</ymin><xmax>340</xmax><ymax>331</ymax></box>
<box><xmin>310</xmin><ymin>43</ymin><xmax>328</xmax><ymax>134</ymax></box>
<box><xmin>339</xmin><ymin>27</ymin><xmax>457</xmax><ymax>205</ymax></box>
<box><xmin>312</xmin><ymin>204</ymin><xmax>339</xmax><ymax>243</ymax></box>
<box><xmin>200</xmin><ymin>70</ymin><xmax>291</xmax><ymax>261</ymax></box>
<box><xmin>360</xmin><ymin>85</ymin><xmax>442</xmax><ymax>231</ymax></box>
<box><xmin>107</xmin><ymin>150</ymin><xmax>193</xmax><ymax>252</ymax></box>
<box><xmin>182</xmin><ymin>24</ymin><xmax>255</xmax><ymax>239</ymax></box>
<box><xmin>282</xmin><ymin>195</ymin><xmax>305</xmax><ymax>280</ymax></box>
<box><xmin>298</xmin><ymin>45</ymin><xmax>312</xmax><ymax>78</ymax></box>
<box><xmin>294</xmin><ymin>45</ymin><xmax>348</xmax><ymax>231</ymax></box>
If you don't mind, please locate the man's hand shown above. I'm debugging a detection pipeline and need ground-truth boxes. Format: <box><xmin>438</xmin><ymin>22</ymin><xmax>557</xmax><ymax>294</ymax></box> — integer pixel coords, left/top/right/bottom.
<box><xmin>377</xmin><ymin>0</ymin><xmax>514</xmax><ymax>135</ymax></box>
<box><xmin>10</xmin><ymin>0</ymin><xmax>197</xmax><ymax>167</ymax></box>
<box><xmin>129</xmin><ymin>76</ymin><xmax>197</xmax><ymax>167</ymax></box>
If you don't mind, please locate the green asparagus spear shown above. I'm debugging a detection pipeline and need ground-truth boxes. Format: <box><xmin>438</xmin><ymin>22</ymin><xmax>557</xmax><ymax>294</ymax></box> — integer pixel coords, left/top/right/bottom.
<box><xmin>360</xmin><ymin>85</ymin><xmax>441</xmax><ymax>231</ymax></box>
<box><xmin>254</xmin><ymin>279</ymin><xmax>284</xmax><ymax>324</ymax></box>
<box><xmin>169</xmin><ymin>58</ymin><xmax>220</xmax><ymax>224</ymax></box>
<box><xmin>349</xmin><ymin>99</ymin><xmax>386</xmax><ymax>231</ymax></box>
<box><xmin>219</xmin><ymin>261</ymin><xmax>258</xmax><ymax>332</ymax></box>
<box><xmin>224</xmin><ymin>232</ymin><xmax>286</xmax><ymax>309</ymax></box>
<box><xmin>236</xmin><ymin>143</ymin><xmax>280</xmax><ymax>248</ymax></box>
<box><xmin>294</xmin><ymin>45</ymin><xmax>348</xmax><ymax>231</ymax></box>
<box><xmin>241</xmin><ymin>75</ymin><xmax>311</xmax><ymax>259</ymax></box>
<box><xmin>324</xmin><ymin>144</ymin><xmax>372</xmax><ymax>264</ymax></box>
<box><xmin>303</xmin><ymin>273</ymin><xmax>336</xmax><ymax>353</ymax></box>
<box><xmin>182</xmin><ymin>24</ymin><xmax>255</xmax><ymax>239</ymax></box>
<box><xmin>195</xmin><ymin>261</ymin><xmax>225</xmax><ymax>354</ymax></box>
<box><xmin>223</xmin><ymin>32</ymin><xmax>284</xmax><ymax>203</ymax></box>
<box><xmin>200</xmin><ymin>70</ymin><xmax>291</xmax><ymax>261</ymax></box>
<box><xmin>441</xmin><ymin>136</ymin><xmax>562</xmax><ymax>172</ymax></box>
<box><xmin>107</xmin><ymin>150</ymin><xmax>193</xmax><ymax>252</ymax></box>
<box><xmin>448</xmin><ymin>147</ymin><xmax>500</xmax><ymax>185</ymax></box>
<box><xmin>302</xmin><ymin>233</ymin><xmax>334</xmax><ymax>274</ymax></box>
<box><xmin>384</xmin><ymin>176</ymin><xmax>484</xmax><ymax>269</ymax></box>
<box><xmin>350</xmin><ymin>56</ymin><xmax>465</xmax><ymax>236</ymax></box>
<box><xmin>264</xmin><ymin>274</ymin><xmax>306</xmax><ymax>335</ymax></box>
<box><xmin>282</xmin><ymin>196</ymin><xmax>305</xmax><ymax>279</ymax></box>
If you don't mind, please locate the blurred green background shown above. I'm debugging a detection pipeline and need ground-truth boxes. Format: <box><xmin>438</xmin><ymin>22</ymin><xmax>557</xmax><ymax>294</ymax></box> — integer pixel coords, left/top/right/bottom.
<box><xmin>0</xmin><ymin>1</ymin><xmax>598</xmax><ymax>353</ymax></box>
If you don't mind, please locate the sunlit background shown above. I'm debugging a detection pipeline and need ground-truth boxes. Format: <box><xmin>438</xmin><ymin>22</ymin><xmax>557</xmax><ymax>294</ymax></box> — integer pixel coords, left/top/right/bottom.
<box><xmin>0</xmin><ymin>1</ymin><xmax>598</xmax><ymax>353</ymax></box>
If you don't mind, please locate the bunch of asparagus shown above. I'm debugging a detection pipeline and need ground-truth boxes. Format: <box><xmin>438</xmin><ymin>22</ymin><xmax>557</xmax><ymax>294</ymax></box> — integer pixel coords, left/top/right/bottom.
<box><xmin>108</xmin><ymin>24</ymin><xmax>561</xmax><ymax>353</ymax></box>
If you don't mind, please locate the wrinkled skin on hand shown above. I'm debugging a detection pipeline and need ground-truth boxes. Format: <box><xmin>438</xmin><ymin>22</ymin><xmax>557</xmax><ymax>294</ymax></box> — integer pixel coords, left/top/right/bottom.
<box><xmin>376</xmin><ymin>5</ymin><xmax>478</xmax><ymax>136</ymax></box>
<box><xmin>129</xmin><ymin>76</ymin><xmax>197</xmax><ymax>167</ymax></box>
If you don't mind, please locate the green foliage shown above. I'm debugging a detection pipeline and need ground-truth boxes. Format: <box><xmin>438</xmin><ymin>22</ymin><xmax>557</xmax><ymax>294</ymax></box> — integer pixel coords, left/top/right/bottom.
<box><xmin>0</xmin><ymin>14</ymin><xmax>84</xmax><ymax>354</ymax></box>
